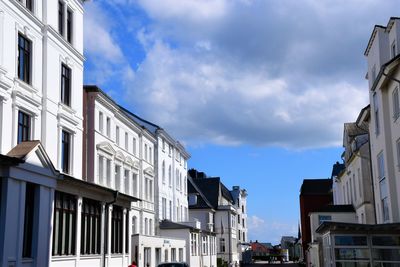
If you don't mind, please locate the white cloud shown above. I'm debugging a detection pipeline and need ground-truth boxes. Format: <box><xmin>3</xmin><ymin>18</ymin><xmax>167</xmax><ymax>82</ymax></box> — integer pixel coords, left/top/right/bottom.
<box><xmin>247</xmin><ymin>215</ymin><xmax>297</xmax><ymax>244</ymax></box>
<box><xmin>83</xmin><ymin>0</ymin><xmax>396</xmax><ymax>148</ymax></box>
<box><xmin>84</xmin><ymin>2</ymin><xmax>124</xmax><ymax>64</ymax></box>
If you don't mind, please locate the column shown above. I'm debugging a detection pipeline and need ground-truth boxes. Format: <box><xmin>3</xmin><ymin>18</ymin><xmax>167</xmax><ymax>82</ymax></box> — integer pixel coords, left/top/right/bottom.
<box><xmin>100</xmin><ymin>203</ymin><xmax>106</xmax><ymax>267</ymax></box>
<box><xmin>75</xmin><ymin>197</ymin><xmax>82</xmax><ymax>262</ymax></box>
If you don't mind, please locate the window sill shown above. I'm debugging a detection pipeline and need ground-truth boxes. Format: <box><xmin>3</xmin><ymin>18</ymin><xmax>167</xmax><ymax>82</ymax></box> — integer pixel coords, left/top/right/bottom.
<box><xmin>15</xmin><ymin>78</ymin><xmax>38</xmax><ymax>94</ymax></box>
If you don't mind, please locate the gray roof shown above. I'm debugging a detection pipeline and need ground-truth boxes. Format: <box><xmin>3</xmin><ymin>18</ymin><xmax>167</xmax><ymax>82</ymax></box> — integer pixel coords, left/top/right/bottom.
<box><xmin>188</xmin><ymin>169</ymin><xmax>234</xmax><ymax>209</ymax></box>
<box><xmin>187</xmin><ymin>175</ymin><xmax>214</xmax><ymax>209</ymax></box>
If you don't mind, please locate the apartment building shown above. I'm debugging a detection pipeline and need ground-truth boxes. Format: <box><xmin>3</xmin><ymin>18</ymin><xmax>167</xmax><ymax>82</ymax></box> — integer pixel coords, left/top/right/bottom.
<box><xmin>188</xmin><ymin>169</ymin><xmax>248</xmax><ymax>266</ymax></box>
<box><xmin>332</xmin><ymin>119</ymin><xmax>375</xmax><ymax>224</ymax></box>
<box><xmin>365</xmin><ymin>17</ymin><xmax>400</xmax><ymax>224</ymax></box>
<box><xmin>83</xmin><ymin>85</ymin><xmax>190</xmax><ymax>267</ymax></box>
<box><xmin>230</xmin><ymin>185</ymin><xmax>249</xmax><ymax>262</ymax></box>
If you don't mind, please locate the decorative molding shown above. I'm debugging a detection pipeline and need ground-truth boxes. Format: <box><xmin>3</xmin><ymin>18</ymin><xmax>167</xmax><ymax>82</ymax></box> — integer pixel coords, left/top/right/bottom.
<box><xmin>96</xmin><ymin>141</ymin><xmax>116</xmax><ymax>156</ymax></box>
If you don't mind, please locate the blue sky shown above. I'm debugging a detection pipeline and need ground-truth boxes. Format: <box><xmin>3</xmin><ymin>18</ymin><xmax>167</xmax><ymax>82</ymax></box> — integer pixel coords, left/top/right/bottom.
<box><xmin>83</xmin><ymin>0</ymin><xmax>399</xmax><ymax>244</ymax></box>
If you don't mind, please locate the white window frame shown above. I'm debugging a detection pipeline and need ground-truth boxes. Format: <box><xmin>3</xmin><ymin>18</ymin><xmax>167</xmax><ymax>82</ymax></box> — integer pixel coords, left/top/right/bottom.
<box><xmin>393</xmin><ymin>86</ymin><xmax>400</xmax><ymax>121</ymax></box>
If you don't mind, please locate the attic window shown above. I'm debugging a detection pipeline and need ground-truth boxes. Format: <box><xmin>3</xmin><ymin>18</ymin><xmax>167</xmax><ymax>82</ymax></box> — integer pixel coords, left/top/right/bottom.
<box><xmin>188</xmin><ymin>194</ymin><xmax>197</xmax><ymax>205</ymax></box>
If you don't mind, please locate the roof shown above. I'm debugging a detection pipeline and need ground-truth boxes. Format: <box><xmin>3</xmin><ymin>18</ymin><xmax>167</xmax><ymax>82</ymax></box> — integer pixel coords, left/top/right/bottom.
<box><xmin>356</xmin><ymin>105</ymin><xmax>370</xmax><ymax>129</ymax></box>
<box><xmin>188</xmin><ymin>169</ymin><xmax>234</xmax><ymax>209</ymax></box>
<box><xmin>300</xmin><ymin>179</ymin><xmax>332</xmax><ymax>196</ymax></box>
<box><xmin>159</xmin><ymin>220</ymin><xmax>194</xmax><ymax>230</ymax></box>
<box><xmin>364</xmin><ymin>17</ymin><xmax>400</xmax><ymax>56</ymax></box>
<box><xmin>344</xmin><ymin>122</ymin><xmax>367</xmax><ymax>137</ymax></box>
<box><xmin>0</xmin><ymin>154</ymin><xmax>24</xmax><ymax>165</ymax></box>
<box><xmin>316</xmin><ymin>221</ymin><xmax>400</xmax><ymax>234</ymax></box>
<box><xmin>311</xmin><ymin>204</ymin><xmax>355</xmax><ymax>213</ymax></box>
<box><xmin>187</xmin><ymin>175</ymin><xmax>214</xmax><ymax>209</ymax></box>
<box><xmin>7</xmin><ymin>140</ymin><xmax>41</xmax><ymax>159</ymax></box>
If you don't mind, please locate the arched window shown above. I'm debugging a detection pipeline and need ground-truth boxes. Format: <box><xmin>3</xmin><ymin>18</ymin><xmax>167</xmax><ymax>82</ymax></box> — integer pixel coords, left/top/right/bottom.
<box><xmin>162</xmin><ymin>160</ymin><xmax>165</xmax><ymax>183</ymax></box>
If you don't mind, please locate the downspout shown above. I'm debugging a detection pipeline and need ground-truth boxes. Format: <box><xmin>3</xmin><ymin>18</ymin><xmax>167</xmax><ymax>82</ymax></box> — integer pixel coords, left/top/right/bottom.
<box><xmin>103</xmin><ymin>191</ymin><xmax>119</xmax><ymax>267</ymax></box>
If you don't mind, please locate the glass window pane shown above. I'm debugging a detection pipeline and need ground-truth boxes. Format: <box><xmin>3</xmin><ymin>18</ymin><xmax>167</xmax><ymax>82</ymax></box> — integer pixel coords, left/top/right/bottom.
<box><xmin>335</xmin><ymin>248</ymin><xmax>370</xmax><ymax>260</ymax></box>
<box><xmin>335</xmin><ymin>236</ymin><xmax>368</xmax><ymax>246</ymax></box>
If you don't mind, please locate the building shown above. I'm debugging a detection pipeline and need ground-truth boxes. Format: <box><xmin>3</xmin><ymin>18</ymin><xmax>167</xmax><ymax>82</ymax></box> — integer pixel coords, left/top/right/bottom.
<box><xmin>307</xmin><ymin>205</ymin><xmax>356</xmax><ymax>267</ymax></box>
<box><xmin>332</xmin><ymin>119</ymin><xmax>376</xmax><ymax>224</ymax></box>
<box><xmin>364</xmin><ymin>17</ymin><xmax>400</xmax><ymax>224</ymax></box>
<box><xmin>84</xmin><ymin>85</ymin><xmax>192</xmax><ymax>267</ymax></box>
<box><xmin>188</xmin><ymin>169</ymin><xmax>247</xmax><ymax>266</ymax></box>
<box><xmin>299</xmin><ymin>179</ymin><xmax>332</xmax><ymax>265</ymax></box>
<box><xmin>230</xmin><ymin>185</ymin><xmax>249</xmax><ymax>260</ymax></box>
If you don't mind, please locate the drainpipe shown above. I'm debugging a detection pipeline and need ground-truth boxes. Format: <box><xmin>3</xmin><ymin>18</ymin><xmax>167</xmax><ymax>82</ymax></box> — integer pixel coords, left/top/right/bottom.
<box><xmin>103</xmin><ymin>191</ymin><xmax>119</xmax><ymax>267</ymax></box>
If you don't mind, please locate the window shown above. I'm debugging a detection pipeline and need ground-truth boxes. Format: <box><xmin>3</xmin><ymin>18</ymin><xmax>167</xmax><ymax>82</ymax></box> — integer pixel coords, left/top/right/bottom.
<box><xmin>99</xmin><ymin>112</ymin><xmax>103</xmax><ymax>133</ymax></box>
<box><xmin>144</xmin><ymin>218</ymin><xmax>148</xmax><ymax>235</ymax></box>
<box><xmin>373</xmin><ymin>93</ymin><xmax>380</xmax><ymax>135</ymax></box>
<box><xmin>115</xmin><ymin>165</ymin><xmax>121</xmax><ymax>191</ymax></box>
<box><xmin>171</xmin><ymin>248</ymin><xmax>176</xmax><ymax>261</ymax></box>
<box><xmin>18</xmin><ymin>0</ymin><xmax>33</xmax><ymax>11</ymax></box>
<box><xmin>61</xmin><ymin>63</ymin><xmax>71</xmax><ymax>106</ymax></box>
<box><xmin>371</xmin><ymin>65</ymin><xmax>377</xmax><ymax>82</ymax></box>
<box><xmin>52</xmin><ymin>191</ymin><xmax>76</xmax><ymax>256</ymax></box>
<box><xmin>162</xmin><ymin>161</ymin><xmax>166</xmax><ymax>183</ymax></box>
<box><xmin>98</xmin><ymin>155</ymin><xmax>104</xmax><ymax>185</ymax></box>
<box><xmin>149</xmin><ymin>219</ymin><xmax>153</xmax><ymax>235</ymax></box>
<box><xmin>125</xmin><ymin>132</ymin><xmax>128</xmax><ymax>150</ymax></box>
<box><xmin>168</xmin><ymin>165</ymin><xmax>172</xmax><ymax>186</ymax></box>
<box><xmin>149</xmin><ymin>180</ymin><xmax>153</xmax><ymax>201</ymax></box>
<box><xmin>318</xmin><ymin>215</ymin><xmax>332</xmax><ymax>226</ymax></box>
<box><xmin>202</xmin><ymin>236</ymin><xmax>208</xmax><ymax>255</ymax></box>
<box><xmin>132</xmin><ymin>173</ymin><xmax>137</xmax><ymax>197</ymax></box>
<box><xmin>380</xmin><ymin>179</ymin><xmax>389</xmax><ymax>222</ymax></box>
<box><xmin>106</xmin><ymin>159</ymin><xmax>111</xmax><ymax>187</ymax></box>
<box><xmin>393</xmin><ymin>87</ymin><xmax>400</xmax><ymax>120</ymax></box>
<box><xmin>392</xmin><ymin>41</ymin><xmax>397</xmax><ymax>58</ymax></box>
<box><xmin>164</xmin><ymin>249</ymin><xmax>168</xmax><ymax>262</ymax></box>
<box><xmin>169</xmin><ymin>144</ymin><xmax>172</xmax><ymax>156</ymax></box>
<box><xmin>132</xmin><ymin>216</ymin><xmax>137</xmax><ymax>234</ymax></box>
<box><xmin>162</xmin><ymin>139</ymin><xmax>165</xmax><ymax>150</ymax></box>
<box><xmin>61</xmin><ymin>130</ymin><xmax>70</xmax><ymax>173</ymax></box>
<box><xmin>149</xmin><ymin>147</ymin><xmax>152</xmax><ymax>163</ymax></box>
<box><xmin>358</xmin><ymin>168</ymin><xmax>362</xmax><ymax>198</ymax></box>
<box><xmin>106</xmin><ymin>117</ymin><xmax>111</xmax><ymax>137</ymax></box>
<box><xmin>67</xmin><ymin>9</ymin><xmax>73</xmax><ymax>43</ymax></box>
<box><xmin>124</xmin><ymin>169</ymin><xmax>129</xmax><ymax>194</ymax></box>
<box><xmin>18</xmin><ymin>33</ymin><xmax>31</xmax><ymax>84</ymax></box>
<box><xmin>144</xmin><ymin>144</ymin><xmax>148</xmax><ymax>161</ymax></box>
<box><xmin>176</xmin><ymin>169</ymin><xmax>179</xmax><ymax>190</ymax></box>
<box><xmin>377</xmin><ymin>153</ymin><xmax>385</xmax><ymax>180</ymax></box>
<box><xmin>22</xmin><ymin>182</ymin><xmax>36</xmax><ymax>258</ymax></box>
<box><xmin>219</xmin><ymin>238</ymin><xmax>225</xmax><ymax>253</ymax></box>
<box><xmin>242</xmin><ymin>205</ymin><xmax>245</xmax><ymax>213</ymax></box>
<box><xmin>81</xmin><ymin>198</ymin><xmax>101</xmax><ymax>255</ymax></box>
<box><xmin>132</xmin><ymin>137</ymin><xmax>136</xmax><ymax>155</ymax></box>
<box><xmin>179</xmin><ymin>248</ymin><xmax>183</xmax><ymax>262</ymax></box>
<box><xmin>111</xmin><ymin>206</ymin><xmax>123</xmax><ymax>254</ymax></box>
<box><xmin>58</xmin><ymin>1</ymin><xmax>64</xmax><ymax>35</ymax></box>
<box><xmin>169</xmin><ymin>200</ymin><xmax>172</xmax><ymax>220</ymax></box>
<box><xmin>17</xmin><ymin>111</ymin><xmax>31</xmax><ymax>144</ymax></box>
<box><xmin>116</xmin><ymin>126</ymin><xmax>119</xmax><ymax>145</ymax></box>
<box><xmin>162</xmin><ymin>198</ymin><xmax>166</xmax><ymax>219</ymax></box>
<box><xmin>191</xmin><ymin>233</ymin><xmax>198</xmax><ymax>256</ymax></box>
<box><xmin>397</xmin><ymin>139</ymin><xmax>400</xmax><ymax>171</ymax></box>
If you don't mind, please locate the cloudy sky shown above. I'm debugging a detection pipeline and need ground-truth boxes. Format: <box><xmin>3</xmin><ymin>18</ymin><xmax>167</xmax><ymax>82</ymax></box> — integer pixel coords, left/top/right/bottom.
<box><xmin>83</xmin><ymin>0</ymin><xmax>399</xmax><ymax>243</ymax></box>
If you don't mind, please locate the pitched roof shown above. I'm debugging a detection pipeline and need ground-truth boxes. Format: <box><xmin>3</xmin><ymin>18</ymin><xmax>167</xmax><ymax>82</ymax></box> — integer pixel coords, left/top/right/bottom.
<box><xmin>300</xmin><ymin>179</ymin><xmax>332</xmax><ymax>196</ymax></box>
<box><xmin>311</xmin><ymin>204</ymin><xmax>355</xmax><ymax>213</ymax></box>
<box><xmin>344</xmin><ymin>123</ymin><xmax>367</xmax><ymax>137</ymax></box>
<box><xmin>187</xmin><ymin>175</ymin><xmax>214</xmax><ymax>209</ymax></box>
<box><xmin>188</xmin><ymin>169</ymin><xmax>234</xmax><ymax>209</ymax></box>
<box><xmin>0</xmin><ymin>154</ymin><xmax>24</xmax><ymax>165</ymax></box>
<box><xmin>7</xmin><ymin>140</ymin><xmax>41</xmax><ymax>159</ymax></box>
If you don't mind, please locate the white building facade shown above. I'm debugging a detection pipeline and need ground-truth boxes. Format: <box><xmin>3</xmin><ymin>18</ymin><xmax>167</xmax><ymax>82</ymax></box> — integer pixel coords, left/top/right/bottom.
<box><xmin>365</xmin><ymin>17</ymin><xmax>400</xmax><ymax>224</ymax></box>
